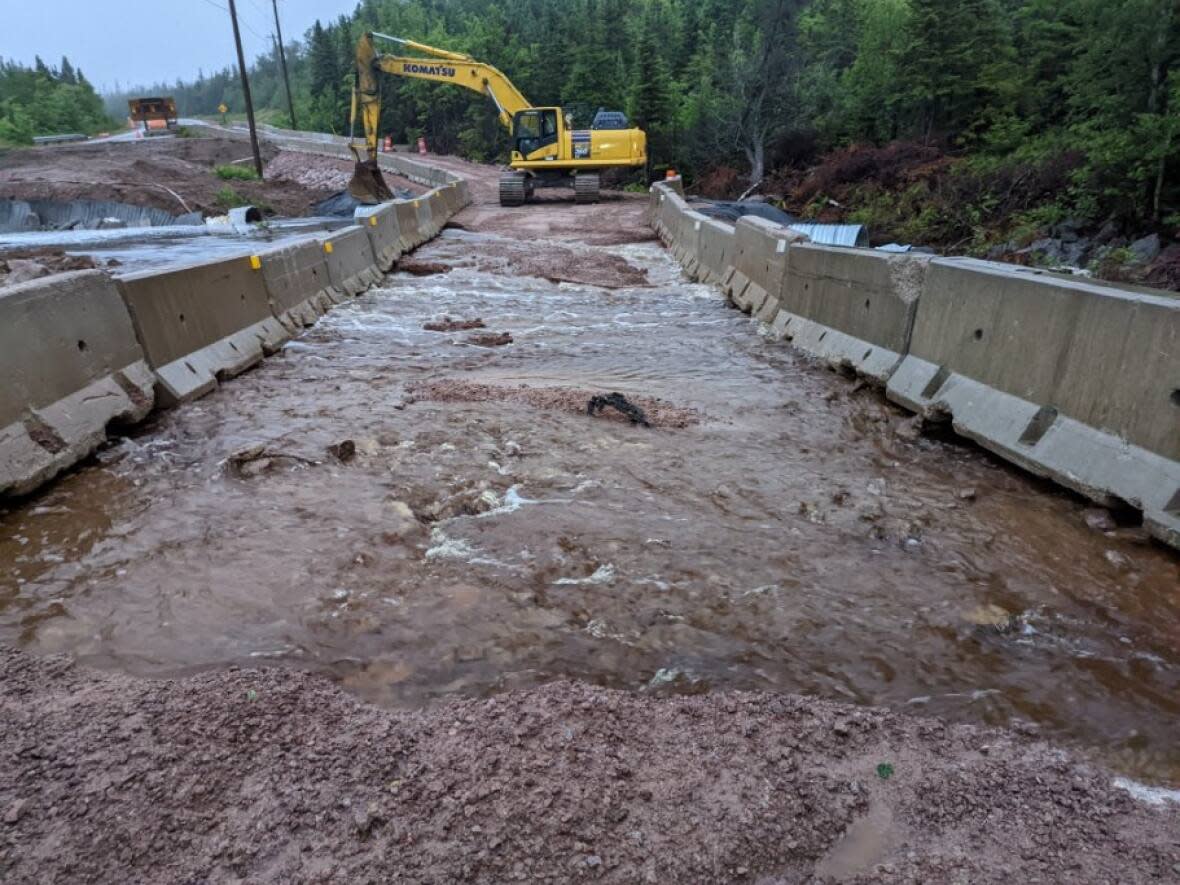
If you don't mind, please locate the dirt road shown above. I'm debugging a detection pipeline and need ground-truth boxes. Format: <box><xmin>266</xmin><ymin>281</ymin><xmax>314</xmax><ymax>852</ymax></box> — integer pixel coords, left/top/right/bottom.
<box><xmin>1</xmin><ymin>157</ymin><xmax>1179</xmax><ymax>882</ymax></box>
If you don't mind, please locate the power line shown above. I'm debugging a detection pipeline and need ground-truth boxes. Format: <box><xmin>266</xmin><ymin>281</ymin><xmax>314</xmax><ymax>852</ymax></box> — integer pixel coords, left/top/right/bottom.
<box><xmin>201</xmin><ymin>0</ymin><xmax>269</xmax><ymax>44</ymax></box>
<box><xmin>240</xmin><ymin>0</ymin><xmax>275</xmax><ymax>42</ymax></box>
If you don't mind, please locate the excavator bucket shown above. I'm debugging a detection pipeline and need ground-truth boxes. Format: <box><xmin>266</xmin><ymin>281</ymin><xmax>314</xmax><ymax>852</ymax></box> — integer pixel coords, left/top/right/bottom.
<box><xmin>348</xmin><ymin>159</ymin><xmax>394</xmax><ymax>204</ymax></box>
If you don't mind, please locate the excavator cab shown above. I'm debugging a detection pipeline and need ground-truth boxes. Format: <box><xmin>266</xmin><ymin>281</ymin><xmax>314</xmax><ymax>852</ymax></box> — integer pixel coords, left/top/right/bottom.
<box><xmin>512</xmin><ymin>109</ymin><xmax>561</xmax><ymax>160</ymax></box>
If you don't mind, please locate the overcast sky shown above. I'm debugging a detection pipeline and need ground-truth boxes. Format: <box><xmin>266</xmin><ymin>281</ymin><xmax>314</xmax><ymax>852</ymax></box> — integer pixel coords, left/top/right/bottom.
<box><xmin>0</xmin><ymin>0</ymin><xmax>361</xmax><ymax>93</ymax></box>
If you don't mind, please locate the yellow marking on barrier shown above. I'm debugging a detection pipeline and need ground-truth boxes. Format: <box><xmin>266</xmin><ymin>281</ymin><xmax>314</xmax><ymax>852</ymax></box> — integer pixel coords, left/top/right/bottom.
<box><xmin>323</xmin><ymin>241</ymin><xmax>334</xmax><ymax>254</ymax></box>
<box><xmin>369</xmin><ymin>216</ymin><xmax>378</xmax><ymax>227</ymax></box>
<box><xmin>249</xmin><ymin>255</ymin><xmax>262</xmax><ymax>270</ymax></box>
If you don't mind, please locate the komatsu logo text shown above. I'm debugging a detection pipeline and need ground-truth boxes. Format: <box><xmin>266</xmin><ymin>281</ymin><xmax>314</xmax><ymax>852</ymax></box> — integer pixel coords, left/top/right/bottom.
<box><xmin>403</xmin><ymin>63</ymin><xmax>457</xmax><ymax>78</ymax></box>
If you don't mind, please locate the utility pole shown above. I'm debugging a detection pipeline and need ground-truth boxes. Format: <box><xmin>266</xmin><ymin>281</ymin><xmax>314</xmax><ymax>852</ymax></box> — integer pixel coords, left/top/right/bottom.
<box><xmin>228</xmin><ymin>0</ymin><xmax>264</xmax><ymax>179</ymax></box>
<box><xmin>270</xmin><ymin>0</ymin><xmax>298</xmax><ymax>130</ymax></box>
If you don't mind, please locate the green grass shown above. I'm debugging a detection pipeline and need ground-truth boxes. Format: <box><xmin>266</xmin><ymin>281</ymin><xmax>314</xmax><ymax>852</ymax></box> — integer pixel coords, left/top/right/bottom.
<box><xmin>214</xmin><ymin>186</ymin><xmax>251</xmax><ymax>210</ymax></box>
<box><xmin>214</xmin><ymin>164</ymin><xmax>259</xmax><ymax>181</ymax></box>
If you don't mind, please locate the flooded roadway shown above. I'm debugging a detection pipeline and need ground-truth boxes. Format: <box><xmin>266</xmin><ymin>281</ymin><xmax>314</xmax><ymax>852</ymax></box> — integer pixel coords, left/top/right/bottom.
<box><xmin>0</xmin><ymin>216</ymin><xmax>352</xmax><ymax>273</ymax></box>
<box><xmin>2</xmin><ymin>199</ymin><xmax>1179</xmax><ymax>786</ymax></box>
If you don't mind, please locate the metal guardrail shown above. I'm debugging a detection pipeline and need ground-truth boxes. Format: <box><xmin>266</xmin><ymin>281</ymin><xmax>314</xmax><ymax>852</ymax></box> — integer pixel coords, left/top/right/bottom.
<box><xmin>32</xmin><ymin>134</ymin><xmax>88</xmax><ymax>145</ymax></box>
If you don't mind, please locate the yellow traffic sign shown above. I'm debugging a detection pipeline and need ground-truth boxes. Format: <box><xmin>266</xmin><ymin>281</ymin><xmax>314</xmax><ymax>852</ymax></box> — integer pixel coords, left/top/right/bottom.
<box><xmin>218</xmin><ymin>103</ymin><xmax>228</xmax><ymax>114</ymax></box>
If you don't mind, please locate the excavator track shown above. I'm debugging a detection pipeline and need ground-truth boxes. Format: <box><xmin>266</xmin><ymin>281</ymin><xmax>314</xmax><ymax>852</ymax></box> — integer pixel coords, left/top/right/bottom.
<box><xmin>499</xmin><ymin>172</ymin><xmax>528</xmax><ymax>207</ymax></box>
<box><xmin>574</xmin><ymin>173</ymin><xmax>600</xmax><ymax>204</ymax></box>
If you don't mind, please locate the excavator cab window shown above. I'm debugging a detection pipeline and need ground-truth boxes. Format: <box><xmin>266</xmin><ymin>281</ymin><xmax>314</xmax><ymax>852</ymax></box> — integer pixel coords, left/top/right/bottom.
<box><xmin>514</xmin><ymin>109</ymin><xmax>559</xmax><ymax>157</ymax></box>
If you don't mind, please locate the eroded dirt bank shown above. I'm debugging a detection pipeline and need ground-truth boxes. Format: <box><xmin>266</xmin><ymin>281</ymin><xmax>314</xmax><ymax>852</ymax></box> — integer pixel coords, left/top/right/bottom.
<box><xmin>2</xmin><ymin>158</ymin><xmax>1180</xmax><ymax>882</ymax></box>
<box><xmin>0</xmin><ymin>133</ymin><xmax>423</xmax><ymax>219</ymax></box>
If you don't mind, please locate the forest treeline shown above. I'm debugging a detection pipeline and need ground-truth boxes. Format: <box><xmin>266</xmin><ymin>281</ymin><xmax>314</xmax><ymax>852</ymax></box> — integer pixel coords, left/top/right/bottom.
<box><xmin>24</xmin><ymin>0</ymin><xmax>1180</xmax><ymax>243</ymax></box>
<box><xmin>0</xmin><ymin>56</ymin><xmax>111</xmax><ymax>142</ymax></box>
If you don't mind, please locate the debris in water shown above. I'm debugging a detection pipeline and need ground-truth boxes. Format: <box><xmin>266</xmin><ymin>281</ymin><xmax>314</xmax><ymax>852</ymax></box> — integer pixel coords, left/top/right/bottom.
<box><xmin>398</xmin><ymin>259</ymin><xmax>451</xmax><ymax>276</ymax></box>
<box><xmin>963</xmin><ymin>604</ymin><xmax>1012</xmax><ymax>629</ymax></box>
<box><xmin>223</xmin><ymin>444</ymin><xmax>318</xmax><ymax>477</ymax></box>
<box><xmin>328</xmin><ymin>440</ymin><xmax>357</xmax><ymax>463</ymax></box>
<box><xmin>468</xmin><ymin>331</ymin><xmax>513</xmax><ymax>347</ymax></box>
<box><xmin>409</xmin><ymin>380</ymin><xmax>700</xmax><ymax>428</ymax></box>
<box><xmin>587</xmin><ymin>392</ymin><xmax>651</xmax><ymax>428</ymax></box>
<box><xmin>423</xmin><ymin>316</ymin><xmax>485</xmax><ymax>332</ymax></box>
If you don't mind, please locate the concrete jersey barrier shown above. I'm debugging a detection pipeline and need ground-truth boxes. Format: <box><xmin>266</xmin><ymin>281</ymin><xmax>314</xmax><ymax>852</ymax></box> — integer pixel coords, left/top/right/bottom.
<box><xmin>320</xmin><ymin>226</ymin><xmax>382</xmax><ymax>296</ymax></box>
<box><xmin>455</xmin><ymin>180</ymin><xmax>473</xmax><ymax>210</ymax></box>
<box><xmin>723</xmin><ymin>216</ymin><xmax>807</xmax><ymax>321</ymax></box>
<box><xmin>695</xmin><ymin>218</ymin><xmax>736</xmax><ymax>286</ymax></box>
<box><xmin>415</xmin><ymin>199</ymin><xmax>435</xmax><ymax>242</ymax></box>
<box><xmin>354</xmin><ymin>204</ymin><xmax>404</xmax><ymax>272</ymax></box>
<box><xmin>887</xmin><ymin>259</ymin><xmax>1180</xmax><ymax>547</ymax></box>
<box><xmin>116</xmin><ymin>254</ymin><xmax>289</xmax><ymax>407</ymax></box>
<box><xmin>669</xmin><ymin>210</ymin><xmax>707</xmax><ymax>279</ymax></box>
<box><xmin>648</xmin><ymin>180</ymin><xmax>1180</xmax><ymax>551</ymax></box>
<box><xmin>1</xmin><ymin>271</ymin><xmax>154</xmax><ymax>496</ymax></box>
<box><xmin>426</xmin><ymin>190</ymin><xmax>449</xmax><ymax>237</ymax></box>
<box><xmin>394</xmin><ymin>201</ymin><xmax>426</xmax><ymax>251</ymax></box>
<box><xmin>654</xmin><ymin>190</ymin><xmax>687</xmax><ymax>244</ymax></box>
<box><xmin>441</xmin><ymin>182</ymin><xmax>464</xmax><ymax>215</ymax></box>
<box><xmin>771</xmin><ymin>244</ymin><xmax>930</xmax><ymax>383</ymax></box>
<box><xmin>258</xmin><ymin>240</ymin><xmax>335</xmax><ymax>330</ymax></box>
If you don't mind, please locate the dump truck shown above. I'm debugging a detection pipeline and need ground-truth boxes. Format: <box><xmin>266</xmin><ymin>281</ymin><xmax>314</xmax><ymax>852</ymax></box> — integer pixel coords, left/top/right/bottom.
<box><xmin>128</xmin><ymin>97</ymin><xmax>178</xmax><ymax>135</ymax></box>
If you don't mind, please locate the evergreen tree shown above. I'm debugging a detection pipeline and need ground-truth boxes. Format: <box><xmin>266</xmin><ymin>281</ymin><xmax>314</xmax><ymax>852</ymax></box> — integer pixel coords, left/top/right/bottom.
<box><xmin>628</xmin><ymin>9</ymin><xmax>672</xmax><ymax>133</ymax></box>
<box><xmin>897</xmin><ymin>0</ymin><xmax>1010</xmax><ymax>140</ymax></box>
<box><xmin>562</xmin><ymin>1</ymin><xmax>621</xmax><ymax>122</ymax></box>
<box><xmin>308</xmin><ymin>21</ymin><xmax>339</xmax><ymax>101</ymax></box>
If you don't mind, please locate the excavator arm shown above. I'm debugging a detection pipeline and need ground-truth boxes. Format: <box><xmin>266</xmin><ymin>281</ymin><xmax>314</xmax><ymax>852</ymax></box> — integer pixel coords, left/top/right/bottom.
<box><xmin>348</xmin><ymin>32</ymin><xmax>531</xmax><ymax>202</ymax></box>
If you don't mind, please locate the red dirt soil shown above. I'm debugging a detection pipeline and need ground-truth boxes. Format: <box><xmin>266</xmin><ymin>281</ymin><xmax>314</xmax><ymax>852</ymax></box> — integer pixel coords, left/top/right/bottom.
<box><xmin>0</xmin><ymin>133</ymin><xmax>420</xmax><ymax>219</ymax></box>
<box><xmin>0</xmin><ymin>649</ymin><xmax>1176</xmax><ymax>884</ymax></box>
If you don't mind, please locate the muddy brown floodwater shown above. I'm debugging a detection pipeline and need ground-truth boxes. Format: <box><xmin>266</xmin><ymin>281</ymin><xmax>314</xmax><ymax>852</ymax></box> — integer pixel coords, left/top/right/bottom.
<box><xmin>2</xmin><ymin>185</ymin><xmax>1180</xmax><ymax>805</ymax></box>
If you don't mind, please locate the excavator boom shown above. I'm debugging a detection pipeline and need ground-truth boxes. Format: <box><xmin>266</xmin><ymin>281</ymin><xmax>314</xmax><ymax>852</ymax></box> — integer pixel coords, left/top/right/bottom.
<box><xmin>374</xmin><ymin>56</ymin><xmax>531</xmax><ymax>128</ymax></box>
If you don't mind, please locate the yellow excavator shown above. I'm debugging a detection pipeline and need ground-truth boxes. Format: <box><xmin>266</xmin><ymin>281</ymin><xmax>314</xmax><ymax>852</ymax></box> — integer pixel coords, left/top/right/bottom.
<box><xmin>347</xmin><ymin>32</ymin><xmax>648</xmax><ymax>207</ymax></box>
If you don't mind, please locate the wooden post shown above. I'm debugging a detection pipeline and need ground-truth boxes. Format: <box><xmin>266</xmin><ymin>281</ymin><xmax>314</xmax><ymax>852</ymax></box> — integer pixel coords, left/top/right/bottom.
<box><xmin>228</xmin><ymin>0</ymin><xmax>264</xmax><ymax>179</ymax></box>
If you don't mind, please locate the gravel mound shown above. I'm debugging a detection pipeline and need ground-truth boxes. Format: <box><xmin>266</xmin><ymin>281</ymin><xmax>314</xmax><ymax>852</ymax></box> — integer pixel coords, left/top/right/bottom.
<box><xmin>0</xmin><ymin>649</ymin><xmax>1176</xmax><ymax>883</ymax></box>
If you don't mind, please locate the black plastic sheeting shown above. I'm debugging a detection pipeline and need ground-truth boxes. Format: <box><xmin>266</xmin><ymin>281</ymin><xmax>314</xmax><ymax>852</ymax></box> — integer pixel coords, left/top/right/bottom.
<box><xmin>692</xmin><ymin>200</ymin><xmax>797</xmax><ymax>226</ymax></box>
<box><xmin>312</xmin><ymin>188</ymin><xmax>417</xmax><ymax>218</ymax></box>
